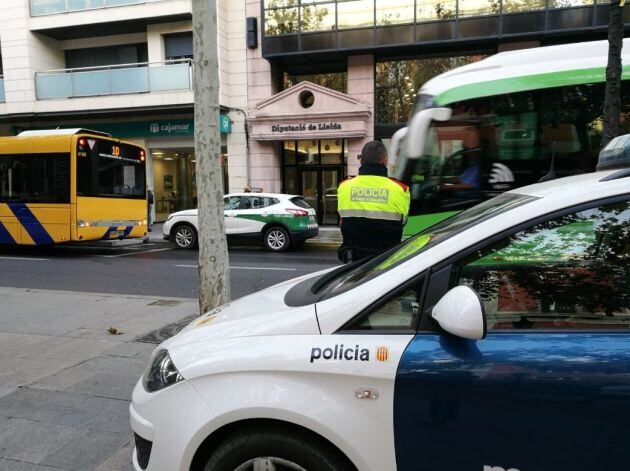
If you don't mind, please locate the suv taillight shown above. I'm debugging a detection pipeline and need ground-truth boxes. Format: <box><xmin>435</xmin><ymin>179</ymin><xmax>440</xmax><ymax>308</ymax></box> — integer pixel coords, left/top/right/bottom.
<box><xmin>285</xmin><ymin>208</ymin><xmax>308</xmax><ymax>217</ymax></box>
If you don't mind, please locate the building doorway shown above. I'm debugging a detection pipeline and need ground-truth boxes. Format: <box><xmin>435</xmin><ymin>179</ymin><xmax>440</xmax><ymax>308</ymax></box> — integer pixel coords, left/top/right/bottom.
<box><xmin>282</xmin><ymin>139</ymin><xmax>346</xmax><ymax>225</ymax></box>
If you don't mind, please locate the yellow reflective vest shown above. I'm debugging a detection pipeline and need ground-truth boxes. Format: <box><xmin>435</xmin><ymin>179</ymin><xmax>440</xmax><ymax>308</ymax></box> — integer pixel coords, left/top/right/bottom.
<box><xmin>337</xmin><ymin>175</ymin><xmax>410</xmax><ymax>223</ymax></box>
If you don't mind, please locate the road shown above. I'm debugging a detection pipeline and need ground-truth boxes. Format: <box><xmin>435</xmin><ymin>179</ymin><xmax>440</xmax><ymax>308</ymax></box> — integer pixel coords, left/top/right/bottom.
<box><xmin>0</xmin><ymin>242</ymin><xmax>340</xmax><ymax>300</ymax></box>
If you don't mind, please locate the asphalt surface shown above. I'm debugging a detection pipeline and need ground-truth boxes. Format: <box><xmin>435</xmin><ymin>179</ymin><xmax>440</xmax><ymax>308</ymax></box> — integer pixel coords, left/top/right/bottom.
<box><xmin>0</xmin><ymin>242</ymin><xmax>340</xmax><ymax>300</ymax></box>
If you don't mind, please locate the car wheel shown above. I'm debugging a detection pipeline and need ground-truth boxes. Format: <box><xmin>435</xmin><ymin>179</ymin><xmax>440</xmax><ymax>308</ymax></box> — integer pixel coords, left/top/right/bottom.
<box><xmin>203</xmin><ymin>427</ymin><xmax>352</xmax><ymax>471</ymax></box>
<box><xmin>264</xmin><ymin>227</ymin><xmax>290</xmax><ymax>252</ymax></box>
<box><xmin>172</xmin><ymin>224</ymin><xmax>197</xmax><ymax>250</ymax></box>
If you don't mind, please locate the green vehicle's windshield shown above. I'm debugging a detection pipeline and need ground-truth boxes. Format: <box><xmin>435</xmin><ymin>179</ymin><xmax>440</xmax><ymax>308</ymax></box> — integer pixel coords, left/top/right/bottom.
<box><xmin>401</xmin><ymin>80</ymin><xmax>630</xmax><ymax>236</ymax></box>
<box><xmin>316</xmin><ymin>193</ymin><xmax>535</xmax><ymax>297</ymax></box>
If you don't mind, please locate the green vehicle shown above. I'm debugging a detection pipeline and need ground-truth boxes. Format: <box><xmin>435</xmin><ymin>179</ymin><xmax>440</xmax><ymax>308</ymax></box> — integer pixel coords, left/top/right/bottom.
<box><xmin>391</xmin><ymin>38</ymin><xmax>630</xmax><ymax>237</ymax></box>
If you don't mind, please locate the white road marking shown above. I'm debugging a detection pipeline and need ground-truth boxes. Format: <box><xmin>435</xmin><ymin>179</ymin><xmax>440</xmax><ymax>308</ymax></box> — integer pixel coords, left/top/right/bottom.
<box><xmin>0</xmin><ymin>256</ymin><xmax>49</xmax><ymax>261</ymax></box>
<box><xmin>176</xmin><ymin>264</ymin><xmax>297</xmax><ymax>272</ymax></box>
<box><xmin>100</xmin><ymin>248</ymin><xmax>174</xmax><ymax>258</ymax></box>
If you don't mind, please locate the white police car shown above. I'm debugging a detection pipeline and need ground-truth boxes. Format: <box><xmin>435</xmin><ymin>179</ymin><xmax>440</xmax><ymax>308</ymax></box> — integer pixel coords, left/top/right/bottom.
<box><xmin>162</xmin><ymin>193</ymin><xmax>318</xmax><ymax>251</ymax></box>
<box><xmin>131</xmin><ymin>146</ymin><xmax>630</xmax><ymax>471</ymax></box>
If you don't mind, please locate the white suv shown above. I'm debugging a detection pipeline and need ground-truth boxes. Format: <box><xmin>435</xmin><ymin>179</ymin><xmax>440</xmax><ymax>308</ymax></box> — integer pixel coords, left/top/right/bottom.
<box><xmin>162</xmin><ymin>193</ymin><xmax>318</xmax><ymax>251</ymax></box>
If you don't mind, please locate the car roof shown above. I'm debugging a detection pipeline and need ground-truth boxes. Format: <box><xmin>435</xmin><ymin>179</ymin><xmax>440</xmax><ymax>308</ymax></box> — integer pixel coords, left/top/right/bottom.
<box><xmin>225</xmin><ymin>193</ymin><xmax>298</xmax><ymax>198</ymax></box>
<box><xmin>507</xmin><ymin>169</ymin><xmax>630</xmax><ymax>202</ymax></box>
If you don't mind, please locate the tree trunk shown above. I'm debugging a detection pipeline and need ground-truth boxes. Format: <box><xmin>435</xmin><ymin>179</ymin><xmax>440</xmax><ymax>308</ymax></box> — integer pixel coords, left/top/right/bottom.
<box><xmin>192</xmin><ymin>0</ymin><xmax>231</xmax><ymax>314</ymax></box>
<box><xmin>602</xmin><ymin>1</ymin><xmax>625</xmax><ymax>148</ymax></box>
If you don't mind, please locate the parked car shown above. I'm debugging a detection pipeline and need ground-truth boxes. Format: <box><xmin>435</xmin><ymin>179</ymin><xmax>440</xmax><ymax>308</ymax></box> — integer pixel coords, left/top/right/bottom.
<box><xmin>133</xmin><ymin>152</ymin><xmax>630</xmax><ymax>470</ymax></box>
<box><xmin>162</xmin><ymin>193</ymin><xmax>318</xmax><ymax>251</ymax></box>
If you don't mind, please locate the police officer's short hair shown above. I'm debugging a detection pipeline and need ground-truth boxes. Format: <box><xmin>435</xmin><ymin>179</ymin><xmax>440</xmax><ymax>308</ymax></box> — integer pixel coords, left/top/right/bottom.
<box><xmin>360</xmin><ymin>141</ymin><xmax>387</xmax><ymax>166</ymax></box>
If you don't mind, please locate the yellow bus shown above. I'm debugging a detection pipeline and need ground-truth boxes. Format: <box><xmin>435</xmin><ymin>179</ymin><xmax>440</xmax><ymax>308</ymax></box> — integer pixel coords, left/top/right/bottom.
<box><xmin>0</xmin><ymin>129</ymin><xmax>148</xmax><ymax>245</ymax></box>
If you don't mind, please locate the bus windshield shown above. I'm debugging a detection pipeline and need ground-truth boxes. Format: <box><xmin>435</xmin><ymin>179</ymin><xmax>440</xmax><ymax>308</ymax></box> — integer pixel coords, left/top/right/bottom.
<box><xmin>401</xmin><ymin>80</ymin><xmax>630</xmax><ymax>234</ymax></box>
<box><xmin>77</xmin><ymin>138</ymin><xmax>146</xmax><ymax>199</ymax></box>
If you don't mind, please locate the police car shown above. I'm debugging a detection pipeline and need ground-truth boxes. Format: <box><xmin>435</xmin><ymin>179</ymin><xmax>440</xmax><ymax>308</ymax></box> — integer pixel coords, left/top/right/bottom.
<box><xmin>131</xmin><ymin>141</ymin><xmax>630</xmax><ymax>471</ymax></box>
<box><xmin>162</xmin><ymin>192</ymin><xmax>318</xmax><ymax>251</ymax></box>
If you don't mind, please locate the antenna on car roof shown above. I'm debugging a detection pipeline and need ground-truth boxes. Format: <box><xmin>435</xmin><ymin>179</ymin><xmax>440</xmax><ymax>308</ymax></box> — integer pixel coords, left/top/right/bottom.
<box><xmin>538</xmin><ymin>143</ymin><xmax>558</xmax><ymax>183</ymax></box>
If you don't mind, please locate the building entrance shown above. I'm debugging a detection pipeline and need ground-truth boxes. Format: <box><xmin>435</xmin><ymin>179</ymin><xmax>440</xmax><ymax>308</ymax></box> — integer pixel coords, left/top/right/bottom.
<box><xmin>282</xmin><ymin>139</ymin><xmax>347</xmax><ymax>225</ymax></box>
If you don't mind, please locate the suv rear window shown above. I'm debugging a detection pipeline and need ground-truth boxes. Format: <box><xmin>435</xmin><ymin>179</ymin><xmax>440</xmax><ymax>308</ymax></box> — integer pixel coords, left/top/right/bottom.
<box><xmin>291</xmin><ymin>197</ymin><xmax>311</xmax><ymax>209</ymax></box>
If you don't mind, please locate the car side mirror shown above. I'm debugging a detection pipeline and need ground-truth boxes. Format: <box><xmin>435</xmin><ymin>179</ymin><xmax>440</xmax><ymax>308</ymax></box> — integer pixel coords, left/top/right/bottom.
<box><xmin>432</xmin><ymin>286</ymin><xmax>487</xmax><ymax>340</ymax></box>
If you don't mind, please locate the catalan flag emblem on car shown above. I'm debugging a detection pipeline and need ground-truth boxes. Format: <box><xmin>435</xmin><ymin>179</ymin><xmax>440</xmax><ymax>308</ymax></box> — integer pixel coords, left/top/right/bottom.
<box><xmin>376</xmin><ymin>346</ymin><xmax>389</xmax><ymax>362</ymax></box>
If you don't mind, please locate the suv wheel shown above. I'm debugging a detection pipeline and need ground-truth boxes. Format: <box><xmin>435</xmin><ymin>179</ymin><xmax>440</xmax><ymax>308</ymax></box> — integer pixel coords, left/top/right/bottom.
<box><xmin>173</xmin><ymin>224</ymin><xmax>197</xmax><ymax>250</ymax></box>
<box><xmin>264</xmin><ymin>227</ymin><xmax>290</xmax><ymax>252</ymax></box>
<box><xmin>203</xmin><ymin>427</ymin><xmax>352</xmax><ymax>471</ymax></box>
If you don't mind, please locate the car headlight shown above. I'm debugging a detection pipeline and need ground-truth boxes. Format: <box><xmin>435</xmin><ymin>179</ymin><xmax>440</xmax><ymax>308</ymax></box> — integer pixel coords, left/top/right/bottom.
<box><xmin>143</xmin><ymin>349</ymin><xmax>183</xmax><ymax>392</ymax></box>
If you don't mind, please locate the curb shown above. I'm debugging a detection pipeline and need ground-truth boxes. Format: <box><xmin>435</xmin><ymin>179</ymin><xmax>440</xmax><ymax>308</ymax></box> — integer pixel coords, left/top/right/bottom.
<box><xmin>305</xmin><ymin>240</ymin><xmax>341</xmax><ymax>249</ymax></box>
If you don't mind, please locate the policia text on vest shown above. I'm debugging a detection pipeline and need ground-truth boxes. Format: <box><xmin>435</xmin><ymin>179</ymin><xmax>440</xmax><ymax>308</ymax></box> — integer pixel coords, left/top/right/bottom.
<box><xmin>338</xmin><ymin>171</ymin><xmax>410</xmax><ymax>262</ymax></box>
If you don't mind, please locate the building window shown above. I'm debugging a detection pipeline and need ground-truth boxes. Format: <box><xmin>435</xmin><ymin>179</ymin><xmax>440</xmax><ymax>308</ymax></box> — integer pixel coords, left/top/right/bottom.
<box><xmin>164</xmin><ymin>32</ymin><xmax>193</xmax><ymax>61</ymax></box>
<box><xmin>65</xmin><ymin>44</ymin><xmax>148</xmax><ymax>69</ymax></box>
<box><xmin>283</xmin><ymin>72</ymin><xmax>347</xmax><ymax>93</ymax></box>
<box><xmin>338</xmin><ymin>0</ymin><xmax>374</xmax><ymax>29</ymax></box>
<box><xmin>375</xmin><ymin>55</ymin><xmax>487</xmax><ymax>125</ymax></box>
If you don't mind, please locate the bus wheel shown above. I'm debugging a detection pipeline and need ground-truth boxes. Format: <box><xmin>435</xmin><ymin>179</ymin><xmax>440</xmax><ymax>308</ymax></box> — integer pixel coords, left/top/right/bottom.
<box><xmin>203</xmin><ymin>426</ymin><xmax>352</xmax><ymax>471</ymax></box>
<box><xmin>173</xmin><ymin>224</ymin><xmax>197</xmax><ymax>250</ymax></box>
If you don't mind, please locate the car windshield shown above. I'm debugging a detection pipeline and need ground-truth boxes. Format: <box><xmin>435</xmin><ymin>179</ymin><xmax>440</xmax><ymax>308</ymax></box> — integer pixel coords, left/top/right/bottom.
<box><xmin>314</xmin><ymin>193</ymin><xmax>535</xmax><ymax>297</ymax></box>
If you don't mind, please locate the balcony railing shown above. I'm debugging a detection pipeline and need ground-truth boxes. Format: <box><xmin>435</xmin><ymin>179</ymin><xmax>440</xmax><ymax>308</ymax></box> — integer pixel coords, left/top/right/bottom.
<box><xmin>0</xmin><ymin>77</ymin><xmax>4</xmax><ymax>103</ymax></box>
<box><xmin>30</xmin><ymin>0</ymin><xmax>163</xmax><ymax>16</ymax></box>
<box><xmin>35</xmin><ymin>60</ymin><xmax>192</xmax><ymax>100</ymax></box>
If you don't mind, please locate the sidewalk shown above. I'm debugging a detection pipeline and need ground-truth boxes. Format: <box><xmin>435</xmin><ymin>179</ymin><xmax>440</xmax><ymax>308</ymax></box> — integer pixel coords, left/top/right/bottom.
<box><xmin>0</xmin><ymin>287</ymin><xmax>198</xmax><ymax>470</ymax></box>
<box><xmin>150</xmin><ymin>222</ymin><xmax>342</xmax><ymax>249</ymax></box>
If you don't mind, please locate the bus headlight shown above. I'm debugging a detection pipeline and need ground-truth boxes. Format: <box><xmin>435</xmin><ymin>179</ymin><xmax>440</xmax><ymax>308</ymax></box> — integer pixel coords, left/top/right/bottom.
<box><xmin>143</xmin><ymin>349</ymin><xmax>183</xmax><ymax>393</ymax></box>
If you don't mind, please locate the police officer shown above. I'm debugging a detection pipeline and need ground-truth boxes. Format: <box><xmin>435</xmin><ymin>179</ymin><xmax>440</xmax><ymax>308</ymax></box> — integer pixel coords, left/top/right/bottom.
<box><xmin>337</xmin><ymin>141</ymin><xmax>410</xmax><ymax>262</ymax></box>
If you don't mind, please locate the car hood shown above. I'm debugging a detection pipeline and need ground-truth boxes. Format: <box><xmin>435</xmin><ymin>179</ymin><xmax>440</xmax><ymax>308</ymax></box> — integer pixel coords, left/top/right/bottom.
<box><xmin>160</xmin><ymin>271</ymin><xmax>327</xmax><ymax>351</ymax></box>
<box><xmin>169</xmin><ymin>209</ymin><xmax>198</xmax><ymax>218</ymax></box>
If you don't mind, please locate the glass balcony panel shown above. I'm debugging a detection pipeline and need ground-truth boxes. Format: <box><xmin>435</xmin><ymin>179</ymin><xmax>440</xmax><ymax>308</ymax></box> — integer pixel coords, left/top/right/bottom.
<box><xmin>338</xmin><ymin>0</ymin><xmax>374</xmax><ymax>29</ymax></box>
<box><xmin>264</xmin><ymin>0</ymin><xmax>297</xmax><ymax>7</ymax></box>
<box><xmin>67</xmin><ymin>0</ymin><xmax>104</xmax><ymax>11</ymax></box>
<box><xmin>110</xmin><ymin>67</ymin><xmax>149</xmax><ymax>94</ymax></box>
<box><xmin>265</xmin><ymin>7</ymin><xmax>299</xmax><ymax>35</ymax></box>
<box><xmin>503</xmin><ymin>0</ymin><xmax>546</xmax><ymax>13</ymax></box>
<box><xmin>376</xmin><ymin>0</ymin><xmax>415</xmax><ymax>25</ymax></box>
<box><xmin>31</xmin><ymin>0</ymin><xmax>66</xmax><ymax>15</ymax></box>
<box><xmin>72</xmin><ymin>69</ymin><xmax>110</xmax><ymax>96</ymax></box>
<box><xmin>417</xmin><ymin>0</ymin><xmax>457</xmax><ymax>20</ymax></box>
<box><xmin>0</xmin><ymin>78</ymin><xmax>5</xmax><ymax>103</ymax></box>
<box><xmin>36</xmin><ymin>74</ymin><xmax>73</xmax><ymax>99</ymax></box>
<box><xmin>300</xmin><ymin>3</ymin><xmax>336</xmax><ymax>32</ymax></box>
<box><xmin>149</xmin><ymin>63</ymin><xmax>191</xmax><ymax>92</ymax></box>
<box><xmin>549</xmin><ymin>0</ymin><xmax>594</xmax><ymax>7</ymax></box>
<box><xmin>105</xmin><ymin>0</ymin><xmax>141</xmax><ymax>6</ymax></box>
<box><xmin>458</xmin><ymin>0</ymin><xmax>501</xmax><ymax>16</ymax></box>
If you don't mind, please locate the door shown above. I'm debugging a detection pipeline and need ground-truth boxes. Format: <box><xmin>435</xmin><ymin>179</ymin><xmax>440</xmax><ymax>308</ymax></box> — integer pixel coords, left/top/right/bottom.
<box><xmin>395</xmin><ymin>198</ymin><xmax>630</xmax><ymax>471</ymax></box>
<box><xmin>298</xmin><ymin>167</ymin><xmax>342</xmax><ymax>225</ymax></box>
<box><xmin>223</xmin><ymin>196</ymin><xmax>242</xmax><ymax>235</ymax></box>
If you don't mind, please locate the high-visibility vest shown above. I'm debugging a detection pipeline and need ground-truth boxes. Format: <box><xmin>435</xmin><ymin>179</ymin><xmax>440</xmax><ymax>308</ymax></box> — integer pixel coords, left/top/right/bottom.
<box><xmin>337</xmin><ymin>175</ymin><xmax>410</xmax><ymax>222</ymax></box>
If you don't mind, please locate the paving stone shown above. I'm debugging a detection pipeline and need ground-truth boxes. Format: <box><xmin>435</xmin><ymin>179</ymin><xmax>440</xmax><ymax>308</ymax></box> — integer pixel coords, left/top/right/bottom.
<box><xmin>101</xmin><ymin>341</ymin><xmax>155</xmax><ymax>359</ymax></box>
<box><xmin>0</xmin><ymin>356</ymin><xmax>79</xmax><ymax>388</ymax></box>
<box><xmin>30</xmin><ymin>355</ymin><xmax>147</xmax><ymax>393</ymax></box>
<box><xmin>0</xmin><ymin>459</ymin><xmax>62</xmax><ymax>470</ymax></box>
<box><xmin>0</xmin><ymin>388</ymin><xmax>120</xmax><ymax>428</ymax></box>
<box><xmin>86</xmin><ymin>401</ymin><xmax>133</xmax><ymax>435</ymax></box>
<box><xmin>41</xmin><ymin>430</ymin><xmax>131</xmax><ymax>470</ymax></box>
<box><xmin>93</xmin><ymin>439</ymin><xmax>135</xmax><ymax>471</ymax></box>
<box><xmin>65</xmin><ymin>372</ymin><xmax>140</xmax><ymax>401</ymax></box>
<box><xmin>0</xmin><ymin>417</ymin><xmax>82</xmax><ymax>464</ymax></box>
<box><xmin>0</xmin><ymin>386</ymin><xmax>17</xmax><ymax>399</ymax></box>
